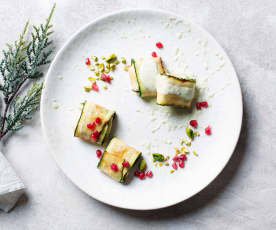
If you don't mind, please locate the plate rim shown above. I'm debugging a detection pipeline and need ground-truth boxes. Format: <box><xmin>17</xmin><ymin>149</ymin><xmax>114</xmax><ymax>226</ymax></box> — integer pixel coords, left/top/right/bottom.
<box><xmin>41</xmin><ymin>8</ymin><xmax>243</xmax><ymax>210</ymax></box>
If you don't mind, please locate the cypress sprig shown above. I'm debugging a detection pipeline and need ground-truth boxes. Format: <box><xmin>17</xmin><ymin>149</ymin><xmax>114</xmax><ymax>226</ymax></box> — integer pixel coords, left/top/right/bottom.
<box><xmin>0</xmin><ymin>3</ymin><xmax>56</xmax><ymax>140</ymax></box>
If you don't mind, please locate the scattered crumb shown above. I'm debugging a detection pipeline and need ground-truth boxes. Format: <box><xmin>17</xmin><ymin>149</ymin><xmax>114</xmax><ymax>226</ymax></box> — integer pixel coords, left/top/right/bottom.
<box><xmin>52</xmin><ymin>102</ymin><xmax>60</xmax><ymax>110</ymax></box>
<box><xmin>57</xmin><ymin>75</ymin><xmax>63</xmax><ymax>80</ymax></box>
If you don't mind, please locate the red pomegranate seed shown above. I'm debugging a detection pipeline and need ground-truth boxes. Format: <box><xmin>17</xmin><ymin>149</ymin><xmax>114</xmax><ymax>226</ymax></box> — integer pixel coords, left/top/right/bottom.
<box><xmin>200</xmin><ymin>101</ymin><xmax>208</xmax><ymax>108</ymax></box>
<box><xmin>146</xmin><ymin>171</ymin><xmax>153</xmax><ymax>178</ymax></box>
<box><xmin>139</xmin><ymin>172</ymin><xmax>145</xmax><ymax>179</ymax></box>
<box><xmin>91</xmin><ymin>130</ymin><xmax>99</xmax><ymax>140</ymax></box>
<box><xmin>92</xmin><ymin>82</ymin><xmax>99</xmax><ymax>91</ymax></box>
<box><xmin>179</xmin><ymin>160</ymin><xmax>185</xmax><ymax>168</ymax></box>
<box><xmin>96</xmin><ymin>149</ymin><xmax>102</xmax><ymax>158</ymax></box>
<box><xmin>179</xmin><ymin>154</ymin><xmax>187</xmax><ymax>161</ymax></box>
<box><xmin>173</xmin><ymin>155</ymin><xmax>179</xmax><ymax>162</ymax></box>
<box><xmin>95</xmin><ymin>117</ymin><xmax>101</xmax><ymax>124</ymax></box>
<box><xmin>172</xmin><ymin>162</ymin><xmax>178</xmax><ymax>170</ymax></box>
<box><xmin>134</xmin><ymin>171</ymin><xmax>140</xmax><ymax>177</ymax></box>
<box><xmin>151</xmin><ymin>51</ymin><xmax>157</xmax><ymax>57</ymax></box>
<box><xmin>106</xmin><ymin>76</ymin><xmax>111</xmax><ymax>83</ymax></box>
<box><xmin>101</xmin><ymin>73</ymin><xmax>107</xmax><ymax>81</ymax></box>
<box><xmin>205</xmin><ymin>126</ymin><xmax>211</xmax><ymax>135</ymax></box>
<box><xmin>190</xmin><ymin>120</ymin><xmax>198</xmax><ymax>128</ymax></box>
<box><xmin>85</xmin><ymin>57</ymin><xmax>90</xmax><ymax>65</ymax></box>
<box><xmin>122</xmin><ymin>161</ymin><xmax>130</xmax><ymax>167</ymax></box>
<box><xmin>110</xmin><ymin>163</ymin><xmax>118</xmax><ymax>172</ymax></box>
<box><xmin>196</xmin><ymin>102</ymin><xmax>201</xmax><ymax>110</ymax></box>
<box><xmin>156</xmin><ymin>42</ymin><xmax>163</xmax><ymax>49</ymax></box>
<box><xmin>87</xmin><ymin>122</ymin><xmax>96</xmax><ymax>130</ymax></box>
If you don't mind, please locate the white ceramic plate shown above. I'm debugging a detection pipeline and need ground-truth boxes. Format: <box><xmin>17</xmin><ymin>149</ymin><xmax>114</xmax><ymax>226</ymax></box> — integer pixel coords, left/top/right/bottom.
<box><xmin>41</xmin><ymin>9</ymin><xmax>242</xmax><ymax>210</ymax></box>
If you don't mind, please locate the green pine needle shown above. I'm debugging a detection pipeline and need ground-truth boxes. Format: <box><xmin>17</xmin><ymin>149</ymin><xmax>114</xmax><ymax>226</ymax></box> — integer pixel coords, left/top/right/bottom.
<box><xmin>0</xmin><ymin>4</ymin><xmax>56</xmax><ymax>139</ymax></box>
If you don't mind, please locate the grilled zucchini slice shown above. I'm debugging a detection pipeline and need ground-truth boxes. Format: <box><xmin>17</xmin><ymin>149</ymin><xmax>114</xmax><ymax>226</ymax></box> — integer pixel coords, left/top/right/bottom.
<box><xmin>156</xmin><ymin>74</ymin><xmax>196</xmax><ymax>108</ymax></box>
<box><xmin>98</xmin><ymin>138</ymin><xmax>141</xmax><ymax>183</ymax></box>
<box><xmin>74</xmin><ymin>101</ymin><xmax>115</xmax><ymax>145</ymax></box>
<box><xmin>128</xmin><ymin>57</ymin><xmax>165</xmax><ymax>97</ymax></box>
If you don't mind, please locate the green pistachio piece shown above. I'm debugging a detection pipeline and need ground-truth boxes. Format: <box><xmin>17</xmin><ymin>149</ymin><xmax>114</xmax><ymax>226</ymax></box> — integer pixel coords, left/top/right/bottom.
<box><xmin>101</xmin><ymin>56</ymin><xmax>105</xmax><ymax>60</ymax></box>
<box><xmin>91</xmin><ymin>56</ymin><xmax>98</xmax><ymax>62</ymax></box>
<box><xmin>104</xmin><ymin>69</ymin><xmax>110</xmax><ymax>73</ymax></box>
<box><xmin>115</xmin><ymin>60</ymin><xmax>120</xmax><ymax>65</ymax></box>
<box><xmin>152</xmin><ymin>153</ymin><xmax>165</xmax><ymax>162</ymax></box>
<box><xmin>98</xmin><ymin>63</ymin><xmax>105</xmax><ymax>72</ymax></box>
<box><xmin>105</xmin><ymin>53</ymin><xmax>117</xmax><ymax>63</ymax></box>
<box><xmin>95</xmin><ymin>71</ymin><xmax>100</xmax><ymax>76</ymax></box>
<box><xmin>186</xmin><ymin>128</ymin><xmax>194</xmax><ymax>140</ymax></box>
<box><xmin>138</xmin><ymin>159</ymin><xmax>147</xmax><ymax>171</ymax></box>
<box><xmin>121</xmin><ymin>57</ymin><xmax>126</xmax><ymax>64</ymax></box>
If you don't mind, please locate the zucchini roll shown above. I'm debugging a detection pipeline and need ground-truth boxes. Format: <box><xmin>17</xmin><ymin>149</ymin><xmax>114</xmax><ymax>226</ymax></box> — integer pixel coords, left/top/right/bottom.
<box><xmin>74</xmin><ymin>101</ymin><xmax>115</xmax><ymax>145</ymax></box>
<box><xmin>128</xmin><ymin>57</ymin><xmax>165</xmax><ymax>97</ymax></box>
<box><xmin>98</xmin><ymin>138</ymin><xmax>141</xmax><ymax>183</ymax></box>
<box><xmin>156</xmin><ymin>75</ymin><xmax>196</xmax><ymax>108</ymax></box>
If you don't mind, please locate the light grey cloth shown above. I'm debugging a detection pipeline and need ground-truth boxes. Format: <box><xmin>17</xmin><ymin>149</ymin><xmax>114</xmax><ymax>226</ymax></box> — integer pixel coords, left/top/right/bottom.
<box><xmin>0</xmin><ymin>151</ymin><xmax>25</xmax><ymax>212</ymax></box>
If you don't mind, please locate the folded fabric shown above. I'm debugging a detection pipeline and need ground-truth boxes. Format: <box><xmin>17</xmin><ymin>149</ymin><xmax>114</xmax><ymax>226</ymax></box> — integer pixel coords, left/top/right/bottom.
<box><xmin>0</xmin><ymin>151</ymin><xmax>25</xmax><ymax>212</ymax></box>
<box><xmin>74</xmin><ymin>101</ymin><xmax>115</xmax><ymax>145</ymax></box>
<box><xmin>156</xmin><ymin>74</ymin><xmax>196</xmax><ymax>108</ymax></box>
<box><xmin>128</xmin><ymin>57</ymin><xmax>165</xmax><ymax>97</ymax></box>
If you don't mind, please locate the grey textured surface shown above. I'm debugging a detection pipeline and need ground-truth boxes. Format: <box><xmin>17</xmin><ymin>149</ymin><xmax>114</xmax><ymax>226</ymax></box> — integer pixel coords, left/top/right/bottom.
<box><xmin>0</xmin><ymin>0</ymin><xmax>276</xmax><ymax>229</ymax></box>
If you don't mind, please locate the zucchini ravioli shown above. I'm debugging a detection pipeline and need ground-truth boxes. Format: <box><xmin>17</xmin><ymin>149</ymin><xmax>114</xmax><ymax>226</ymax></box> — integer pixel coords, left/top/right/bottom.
<box><xmin>128</xmin><ymin>57</ymin><xmax>165</xmax><ymax>97</ymax></box>
<box><xmin>98</xmin><ymin>138</ymin><xmax>141</xmax><ymax>183</ymax></box>
<box><xmin>156</xmin><ymin>75</ymin><xmax>196</xmax><ymax>108</ymax></box>
<box><xmin>74</xmin><ymin>101</ymin><xmax>115</xmax><ymax>145</ymax></box>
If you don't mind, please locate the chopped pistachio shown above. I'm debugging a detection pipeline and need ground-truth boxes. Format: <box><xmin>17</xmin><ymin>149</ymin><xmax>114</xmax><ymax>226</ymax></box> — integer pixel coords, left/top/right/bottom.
<box><xmin>95</xmin><ymin>63</ymin><xmax>99</xmax><ymax>66</ymax></box>
<box><xmin>180</xmin><ymin>138</ymin><xmax>184</xmax><ymax>145</ymax></box>
<box><xmin>104</xmin><ymin>69</ymin><xmax>110</xmax><ymax>74</ymax></box>
<box><xmin>121</xmin><ymin>57</ymin><xmax>126</xmax><ymax>64</ymax></box>
<box><xmin>170</xmin><ymin>169</ymin><xmax>175</xmax><ymax>173</ymax></box>
<box><xmin>115</xmin><ymin>60</ymin><xmax>120</xmax><ymax>65</ymax></box>
<box><xmin>106</xmin><ymin>63</ymin><xmax>110</xmax><ymax>69</ymax></box>
<box><xmin>83</xmin><ymin>85</ymin><xmax>92</xmax><ymax>92</ymax></box>
<box><xmin>186</xmin><ymin>127</ymin><xmax>194</xmax><ymax>140</ymax></box>
<box><xmin>193</xmin><ymin>151</ymin><xmax>198</xmax><ymax>156</ymax></box>
<box><xmin>101</xmin><ymin>56</ymin><xmax>105</xmax><ymax>60</ymax></box>
<box><xmin>124</xmin><ymin>65</ymin><xmax>130</xmax><ymax>71</ymax></box>
<box><xmin>103</xmin><ymin>85</ymin><xmax>108</xmax><ymax>90</ymax></box>
<box><xmin>95</xmin><ymin>72</ymin><xmax>100</xmax><ymax>76</ymax></box>
<box><xmin>159</xmin><ymin>162</ymin><xmax>163</xmax><ymax>167</ymax></box>
<box><xmin>165</xmin><ymin>162</ymin><xmax>169</xmax><ymax>166</ymax></box>
<box><xmin>185</xmin><ymin>141</ymin><xmax>191</xmax><ymax>146</ymax></box>
<box><xmin>105</xmin><ymin>53</ymin><xmax>117</xmax><ymax>63</ymax></box>
<box><xmin>98</xmin><ymin>63</ymin><xmax>105</xmax><ymax>72</ymax></box>
<box><xmin>152</xmin><ymin>153</ymin><xmax>165</xmax><ymax>162</ymax></box>
<box><xmin>154</xmin><ymin>163</ymin><xmax>157</xmax><ymax>167</ymax></box>
<box><xmin>91</xmin><ymin>56</ymin><xmax>98</xmax><ymax>62</ymax></box>
<box><xmin>194</xmin><ymin>131</ymin><xmax>200</xmax><ymax>136</ymax></box>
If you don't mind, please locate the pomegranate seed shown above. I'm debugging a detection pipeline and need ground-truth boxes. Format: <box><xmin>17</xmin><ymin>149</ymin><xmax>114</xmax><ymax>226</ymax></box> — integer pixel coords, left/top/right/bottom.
<box><xmin>134</xmin><ymin>171</ymin><xmax>140</xmax><ymax>177</ymax></box>
<box><xmin>110</xmin><ymin>163</ymin><xmax>118</xmax><ymax>172</ymax></box>
<box><xmin>200</xmin><ymin>101</ymin><xmax>208</xmax><ymax>108</ymax></box>
<box><xmin>146</xmin><ymin>171</ymin><xmax>153</xmax><ymax>178</ymax></box>
<box><xmin>205</xmin><ymin>126</ymin><xmax>211</xmax><ymax>135</ymax></box>
<box><xmin>179</xmin><ymin>160</ymin><xmax>185</xmax><ymax>168</ymax></box>
<box><xmin>156</xmin><ymin>42</ymin><xmax>163</xmax><ymax>49</ymax></box>
<box><xmin>139</xmin><ymin>172</ymin><xmax>145</xmax><ymax>179</ymax></box>
<box><xmin>101</xmin><ymin>73</ymin><xmax>107</xmax><ymax>81</ymax></box>
<box><xmin>179</xmin><ymin>154</ymin><xmax>187</xmax><ymax>161</ymax></box>
<box><xmin>172</xmin><ymin>162</ymin><xmax>178</xmax><ymax>170</ymax></box>
<box><xmin>95</xmin><ymin>117</ymin><xmax>101</xmax><ymax>124</ymax></box>
<box><xmin>173</xmin><ymin>156</ymin><xmax>179</xmax><ymax>162</ymax></box>
<box><xmin>96</xmin><ymin>149</ymin><xmax>102</xmax><ymax>158</ymax></box>
<box><xmin>151</xmin><ymin>51</ymin><xmax>157</xmax><ymax>57</ymax></box>
<box><xmin>92</xmin><ymin>82</ymin><xmax>99</xmax><ymax>91</ymax></box>
<box><xmin>87</xmin><ymin>122</ymin><xmax>96</xmax><ymax>130</ymax></box>
<box><xmin>190</xmin><ymin>120</ymin><xmax>198</xmax><ymax>128</ymax></box>
<box><xmin>85</xmin><ymin>58</ymin><xmax>90</xmax><ymax>65</ymax></box>
<box><xmin>91</xmin><ymin>130</ymin><xmax>99</xmax><ymax>141</ymax></box>
<box><xmin>105</xmin><ymin>75</ymin><xmax>111</xmax><ymax>83</ymax></box>
<box><xmin>196</xmin><ymin>102</ymin><xmax>201</xmax><ymax>110</ymax></box>
<box><xmin>122</xmin><ymin>161</ymin><xmax>130</xmax><ymax>167</ymax></box>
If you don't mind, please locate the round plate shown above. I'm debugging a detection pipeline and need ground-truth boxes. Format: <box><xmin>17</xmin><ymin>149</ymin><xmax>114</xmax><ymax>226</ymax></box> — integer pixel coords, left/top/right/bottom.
<box><xmin>41</xmin><ymin>9</ymin><xmax>242</xmax><ymax>210</ymax></box>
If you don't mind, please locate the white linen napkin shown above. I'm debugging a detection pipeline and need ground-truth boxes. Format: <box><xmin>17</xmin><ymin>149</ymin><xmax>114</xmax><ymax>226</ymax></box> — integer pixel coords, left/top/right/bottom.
<box><xmin>0</xmin><ymin>151</ymin><xmax>25</xmax><ymax>212</ymax></box>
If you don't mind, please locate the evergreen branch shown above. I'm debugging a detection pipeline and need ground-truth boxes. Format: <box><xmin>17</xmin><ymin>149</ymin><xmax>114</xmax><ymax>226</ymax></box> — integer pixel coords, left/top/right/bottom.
<box><xmin>0</xmin><ymin>4</ymin><xmax>56</xmax><ymax>139</ymax></box>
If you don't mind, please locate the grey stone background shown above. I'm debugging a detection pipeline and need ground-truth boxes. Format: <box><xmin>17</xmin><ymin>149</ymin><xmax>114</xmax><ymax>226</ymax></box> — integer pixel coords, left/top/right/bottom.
<box><xmin>0</xmin><ymin>0</ymin><xmax>276</xmax><ymax>229</ymax></box>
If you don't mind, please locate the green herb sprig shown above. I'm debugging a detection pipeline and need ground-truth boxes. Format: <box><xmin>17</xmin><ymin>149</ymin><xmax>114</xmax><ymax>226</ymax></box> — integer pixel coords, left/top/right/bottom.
<box><xmin>0</xmin><ymin>4</ymin><xmax>56</xmax><ymax>140</ymax></box>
